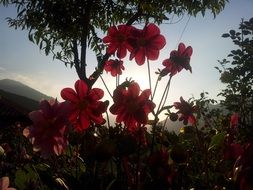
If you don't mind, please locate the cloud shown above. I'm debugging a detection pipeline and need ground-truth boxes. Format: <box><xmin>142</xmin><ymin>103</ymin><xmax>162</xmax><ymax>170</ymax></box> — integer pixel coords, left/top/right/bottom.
<box><xmin>0</xmin><ymin>66</ymin><xmax>6</xmax><ymax>71</ymax></box>
<box><xmin>0</xmin><ymin>69</ymin><xmax>61</xmax><ymax>99</ymax></box>
<box><xmin>14</xmin><ymin>73</ymin><xmax>61</xmax><ymax>98</ymax></box>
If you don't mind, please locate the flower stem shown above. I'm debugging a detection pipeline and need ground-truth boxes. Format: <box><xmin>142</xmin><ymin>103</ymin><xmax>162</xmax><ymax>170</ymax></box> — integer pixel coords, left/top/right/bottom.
<box><xmin>147</xmin><ymin>60</ymin><xmax>153</xmax><ymax>99</ymax></box>
<box><xmin>156</xmin><ymin>76</ymin><xmax>172</xmax><ymax>113</ymax></box>
<box><xmin>151</xmin><ymin>76</ymin><xmax>172</xmax><ymax>153</ymax></box>
<box><xmin>100</xmin><ymin>75</ymin><xmax>113</xmax><ymax>98</ymax></box>
<box><xmin>161</xmin><ymin>77</ymin><xmax>172</xmax><ymax>108</ymax></box>
<box><xmin>152</xmin><ymin>75</ymin><xmax>160</xmax><ymax>101</ymax></box>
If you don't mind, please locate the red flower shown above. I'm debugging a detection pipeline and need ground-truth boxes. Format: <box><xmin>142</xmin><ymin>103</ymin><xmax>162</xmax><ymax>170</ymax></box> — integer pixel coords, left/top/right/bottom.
<box><xmin>230</xmin><ymin>113</ymin><xmax>239</xmax><ymax>128</ymax></box>
<box><xmin>23</xmin><ymin>99</ymin><xmax>70</xmax><ymax>158</ymax></box>
<box><xmin>61</xmin><ymin>80</ymin><xmax>108</xmax><ymax>132</ymax></box>
<box><xmin>104</xmin><ymin>59</ymin><xmax>125</xmax><ymax>77</ymax></box>
<box><xmin>129</xmin><ymin>24</ymin><xmax>166</xmax><ymax>65</ymax></box>
<box><xmin>110</xmin><ymin>82</ymin><xmax>155</xmax><ymax>130</ymax></box>
<box><xmin>162</xmin><ymin>43</ymin><xmax>193</xmax><ymax>76</ymax></box>
<box><xmin>174</xmin><ymin>97</ymin><xmax>196</xmax><ymax>125</ymax></box>
<box><xmin>103</xmin><ymin>25</ymin><xmax>133</xmax><ymax>59</ymax></box>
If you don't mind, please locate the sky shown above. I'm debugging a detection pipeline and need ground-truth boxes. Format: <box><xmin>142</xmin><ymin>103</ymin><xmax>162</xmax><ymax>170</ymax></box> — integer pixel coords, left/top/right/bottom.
<box><xmin>0</xmin><ymin>0</ymin><xmax>253</xmax><ymax>109</ymax></box>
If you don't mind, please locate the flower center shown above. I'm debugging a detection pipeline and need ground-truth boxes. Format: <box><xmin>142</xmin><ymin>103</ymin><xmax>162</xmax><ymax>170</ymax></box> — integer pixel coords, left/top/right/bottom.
<box><xmin>171</xmin><ymin>56</ymin><xmax>189</xmax><ymax>65</ymax></box>
<box><xmin>116</xmin><ymin>33</ymin><xmax>126</xmax><ymax>43</ymax></box>
<box><xmin>78</xmin><ymin>100</ymin><xmax>89</xmax><ymax>110</ymax></box>
<box><xmin>126</xmin><ymin>99</ymin><xmax>138</xmax><ymax>113</ymax></box>
<box><xmin>138</xmin><ymin>38</ymin><xmax>147</xmax><ymax>46</ymax></box>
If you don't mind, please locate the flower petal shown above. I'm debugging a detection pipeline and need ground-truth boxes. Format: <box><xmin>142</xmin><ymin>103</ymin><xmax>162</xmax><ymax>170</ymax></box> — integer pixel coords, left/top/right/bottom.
<box><xmin>132</xmin><ymin>49</ymin><xmax>146</xmax><ymax>65</ymax></box>
<box><xmin>178</xmin><ymin>43</ymin><xmax>186</xmax><ymax>55</ymax></box>
<box><xmin>61</xmin><ymin>88</ymin><xmax>79</xmax><ymax>103</ymax></box>
<box><xmin>146</xmin><ymin>49</ymin><xmax>159</xmax><ymax>60</ymax></box>
<box><xmin>29</xmin><ymin>110</ymin><xmax>44</xmax><ymax>123</ymax></box>
<box><xmin>184</xmin><ymin>46</ymin><xmax>193</xmax><ymax>57</ymax></box>
<box><xmin>89</xmin><ymin>88</ymin><xmax>104</xmax><ymax>101</ymax></box>
<box><xmin>150</xmin><ymin>35</ymin><xmax>166</xmax><ymax>49</ymax></box>
<box><xmin>139</xmin><ymin>89</ymin><xmax>151</xmax><ymax>101</ymax></box>
<box><xmin>128</xmin><ymin>82</ymin><xmax>140</xmax><ymax>98</ymax></box>
<box><xmin>145</xmin><ymin>24</ymin><xmax>160</xmax><ymax>38</ymax></box>
<box><xmin>40</xmin><ymin>99</ymin><xmax>53</xmax><ymax>118</ymax></box>
<box><xmin>80</xmin><ymin>113</ymin><xmax>90</xmax><ymax>130</ymax></box>
<box><xmin>117</xmin><ymin>46</ymin><xmax>127</xmax><ymax>59</ymax></box>
<box><xmin>75</xmin><ymin>80</ymin><xmax>88</xmax><ymax>99</ymax></box>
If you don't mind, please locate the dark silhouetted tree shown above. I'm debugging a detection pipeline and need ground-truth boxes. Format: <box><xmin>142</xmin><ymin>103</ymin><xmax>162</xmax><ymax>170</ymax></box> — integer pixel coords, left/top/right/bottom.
<box><xmin>216</xmin><ymin>17</ymin><xmax>253</xmax><ymax>126</ymax></box>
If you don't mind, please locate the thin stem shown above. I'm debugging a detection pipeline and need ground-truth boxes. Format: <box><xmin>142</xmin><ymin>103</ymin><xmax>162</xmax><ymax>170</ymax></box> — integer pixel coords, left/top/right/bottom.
<box><xmin>116</xmin><ymin>74</ymin><xmax>118</xmax><ymax>89</ymax></box>
<box><xmin>151</xmin><ymin>76</ymin><xmax>172</xmax><ymax>153</ymax></box>
<box><xmin>151</xmin><ymin>75</ymin><xmax>160</xmax><ymax>101</ymax></box>
<box><xmin>100</xmin><ymin>75</ymin><xmax>113</xmax><ymax>98</ymax></box>
<box><xmin>116</xmin><ymin>74</ymin><xmax>120</xmax><ymax>87</ymax></box>
<box><xmin>162</xmin><ymin>115</ymin><xmax>169</xmax><ymax>131</ymax></box>
<box><xmin>161</xmin><ymin>77</ymin><xmax>172</xmax><ymax>109</ymax></box>
<box><xmin>156</xmin><ymin>76</ymin><xmax>172</xmax><ymax>114</ymax></box>
<box><xmin>105</xmin><ymin>110</ymin><xmax>111</xmax><ymax>128</ymax></box>
<box><xmin>147</xmin><ymin>60</ymin><xmax>153</xmax><ymax>99</ymax></box>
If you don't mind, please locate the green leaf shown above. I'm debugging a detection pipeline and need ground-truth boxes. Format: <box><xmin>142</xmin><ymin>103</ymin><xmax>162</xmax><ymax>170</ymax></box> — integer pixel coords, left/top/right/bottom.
<box><xmin>229</xmin><ymin>30</ymin><xmax>236</xmax><ymax>36</ymax></box>
<box><xmin>208</xmin><ymin>131</ymin><xmax>226</xmax><ymax>151</ymax></box>
<box><xmin>15</xmin><ymin>165</ymin><xmax>38</xmax><ymax>190</ymax></box>
<box><xmin>222</xmin><ymin>33</ymin><xmax>230</xmax><ymax>38</ymax></box>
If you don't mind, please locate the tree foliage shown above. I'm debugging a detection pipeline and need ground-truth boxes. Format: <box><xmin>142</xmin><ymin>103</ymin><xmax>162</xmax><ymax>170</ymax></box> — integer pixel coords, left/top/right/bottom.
<box><xmin>1</xmin><ymin>0</ymin><xmax>228</xmax><ymax>85</ymax></box>
<box><xmin>217</xmin><ymin>17</ymin><xmax>253</xmax><ymax>126</ymax></box>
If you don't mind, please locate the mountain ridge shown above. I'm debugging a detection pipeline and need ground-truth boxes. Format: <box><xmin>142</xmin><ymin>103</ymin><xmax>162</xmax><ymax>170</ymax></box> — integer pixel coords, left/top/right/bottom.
<box><xmin>0</xmin><ymin>78</ymin><xmax>51</xmax><ymax>101</ymax></box>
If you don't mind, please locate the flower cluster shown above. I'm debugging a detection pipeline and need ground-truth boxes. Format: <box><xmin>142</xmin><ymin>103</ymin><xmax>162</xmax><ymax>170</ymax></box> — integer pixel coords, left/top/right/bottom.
<box><xmin>21</xmin><ymin>24</ymin><xmax>196</xmax><ymax>159</ymax></box>
<box><xmin>2</xmin><ymin>20</ymin><xmax>253</xmax><ymax>190</ymax></box>
<box><xmin>173</xmin><ymin>96</ymin><xmax>196</xmax><ymax>125</ymax></box>
<box><xmin>61</xmin><ymin>80</ymin><xmax>108</xmax><ymax>132</ymax></box>
<box><xmin>110</xmin><ymin>82</ymin><xmax>156</xmax><ymax>131</ymax></box>
<box><xmin>103</xmin><ymin>23</ymin><xmax>166</xmax><ymax>75</ymax></box>
<box><xmin>161</xmin><ymin>43</ymin><xmax>193</xmax><ymax>77</ymax></box>
<box><xmin>23</xmin><ymin>99</ymin><xmax>70</xmax><ymax>158</ymax></box>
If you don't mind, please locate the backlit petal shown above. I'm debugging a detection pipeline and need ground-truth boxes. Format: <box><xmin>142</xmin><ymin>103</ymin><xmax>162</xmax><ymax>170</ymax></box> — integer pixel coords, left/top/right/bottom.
<box><xmin>145</xmin><ymin>24</ymin><xmax>160</xmax><ymax>38</ymax></box>
<box><xmin>132</xmin><ymin>49</ymin><xmax>146</xmax><ymax>65</ymax></box>
<box><xmin>117</xmin><ymin>46</ymin><xmax>127</xmax><ymax>59</ymax></box>
<box><xmin>184</xmin><ymin>46</ymin><xmax>193</xmax><ymax>57</ymax></box>
<box><xmin>150</xmin><ymin>35</ymin><xmax>166</xmax><ymax>49</ymax></box>
<box><xmin>61</xmin><ymin>88</ymin><xmax>79</xmax><ymax>102</ymax></box>
<box><xmin>89</xmin><ymin>88</ymin><xmax>104</xmax><ymax>101</ymax></box>
<box><xmin>40</xmin><ymin>99</ymin><xmax>52</xmax><ymax>118</ymax></box>
<box><xmin>75</xmin><ymin>80</ymin><xmax>88</xmax><ymax>99</ymax></box>
<box><xmin>146</xmin><ymin>49</ymin><xmax>159</xmax><ymax>60</ymax></box>
<box><xmin>178</xmin><ymin>43</ymin><xmax>186</xmax><ymax>55</ymax></box>
<box><xmin>80</xmin><ymin>113</ymin><xmax>90</xmax><ymax>130</ymax></box>
<box><xmin>128</xmin><ymin>82</ymin><xmax>140</xmax><ymax>97</ymax></box>
<box><xmin>139</xmin><ymin>89</ymin><xmax>151</xmax><ymax>101</ymax></box>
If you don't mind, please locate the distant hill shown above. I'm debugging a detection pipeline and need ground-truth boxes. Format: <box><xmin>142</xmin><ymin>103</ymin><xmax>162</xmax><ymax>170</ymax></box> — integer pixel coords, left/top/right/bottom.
<box><xmin>0</xmin><ymin>79</ymin><xmax>51</xmax><ymax>101</ymax></box>
<box><xmin>159</xmin><ymin>103</ymin><xmax>228</xmax><ymax>134</ymax></box>
<box><xmin>0</xmin><ymin>89</ymin><xmax>39</xmax><ymax>113</ymax></box>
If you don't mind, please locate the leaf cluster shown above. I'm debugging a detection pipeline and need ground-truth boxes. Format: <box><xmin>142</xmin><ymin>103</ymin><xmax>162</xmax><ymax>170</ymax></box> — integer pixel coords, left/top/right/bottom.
<box><xmin>217</xmin><ymin>17</ymin><xmax>253</xmax><ymax>125</ymax></box>
<box><xmin>1</xmin><ymin>0</ymin><xmax>228</xmax><ymax>81</ymax></box>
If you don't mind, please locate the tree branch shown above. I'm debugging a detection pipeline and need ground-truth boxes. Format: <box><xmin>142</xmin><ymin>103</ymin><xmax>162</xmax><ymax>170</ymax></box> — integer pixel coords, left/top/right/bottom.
<box><xmin>72</xmin><ymin>39</ymin><xmax>82</xmax><ymax>79</ymax></box>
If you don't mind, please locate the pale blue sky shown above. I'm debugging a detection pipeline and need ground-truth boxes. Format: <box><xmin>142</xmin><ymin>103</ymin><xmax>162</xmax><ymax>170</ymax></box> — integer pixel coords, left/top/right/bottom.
<box><xmin>0</xmin><ymin>1</ymin><xmax>253</xmax><ymax>107</ymax></box>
